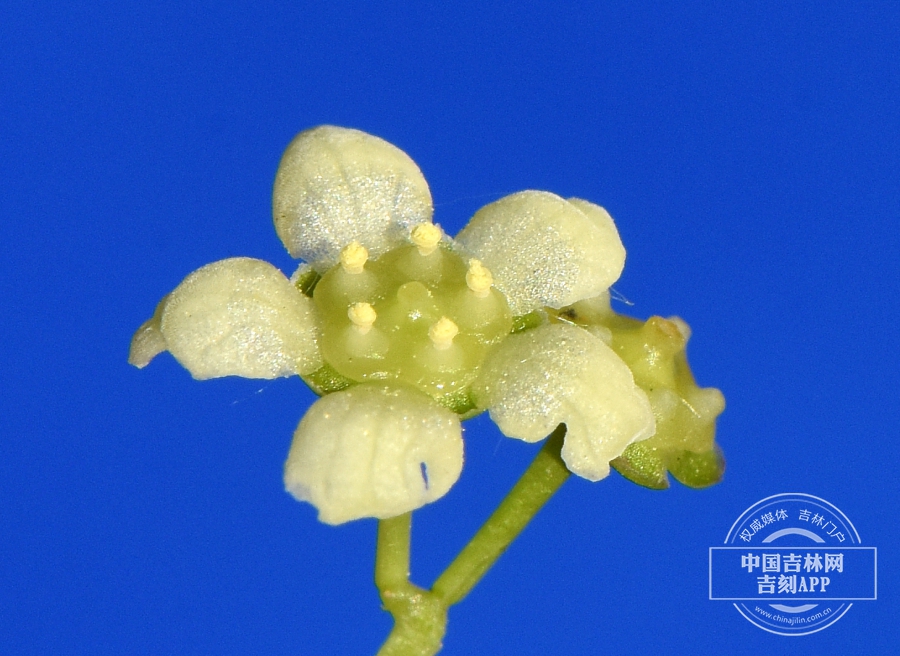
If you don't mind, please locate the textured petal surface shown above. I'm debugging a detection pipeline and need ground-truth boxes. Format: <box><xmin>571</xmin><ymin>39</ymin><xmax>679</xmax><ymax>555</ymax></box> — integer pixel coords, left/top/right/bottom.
<box><xmin>473</xmin><ymin>323</ymin><xmax>655</xmax><ymax>481</ymax></box>
<box><xmin>127</xmin><ymin>296</ymin><xmax>168</xmax><ymax>368</ymax></box>
<box><xmin>284</xmin><ymin>384</ymin><xmax>463</xmax><ymax>525</ymax></box>
<box><xmin>273</xmin><ymin>126</ymin><xmax>433</xmax><ymax>270</ymax></box>
<box><xmin>456</xmin><ymin>191</ymin><xmax>626</xmax><ymax>315</ymax></box>
<box><xmin>151</xmin><ymin>257</ymin><xmax>321</xmax><ymax>379</ymax></box>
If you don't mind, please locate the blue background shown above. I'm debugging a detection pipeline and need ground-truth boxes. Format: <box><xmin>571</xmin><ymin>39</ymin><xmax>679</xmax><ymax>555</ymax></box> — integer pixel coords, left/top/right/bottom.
<box><xmin>3</xmin><ymin>2</ymin><xmax>897</xmax><ymax>654</ymax></box>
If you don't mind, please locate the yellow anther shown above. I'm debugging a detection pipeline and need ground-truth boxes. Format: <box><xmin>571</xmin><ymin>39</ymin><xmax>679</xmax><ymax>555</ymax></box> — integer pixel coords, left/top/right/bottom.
<box><xmin>410</xmin><ymin>223</ymin><xmax>443</xmax><ymax>255</ymax></box>
<box><xmin>348</xmin><ymin>302</ymin><xmax>377</xmax><ymax>334</ymax></box>
<box><xmin>466</xmin><ymin>259</ymin><xmax>493</xmax><ymax>298</ymax></box>
<box><xmin>339</xmin><ymin>241</ymin><xmax>369</xmax><ymax>274</ymax></box>
<box><xmin>428</xmin><ymin>316</ymin><xmax>459</xmax><ymax>350</ymax></box>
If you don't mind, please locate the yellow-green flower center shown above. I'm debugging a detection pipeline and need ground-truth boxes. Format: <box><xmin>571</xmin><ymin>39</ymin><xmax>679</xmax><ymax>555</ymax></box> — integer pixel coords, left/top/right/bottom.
<box><xmin>312</xmin><ymin>231</ymin><xmax>512</xmax><ymax>411</ymax></box>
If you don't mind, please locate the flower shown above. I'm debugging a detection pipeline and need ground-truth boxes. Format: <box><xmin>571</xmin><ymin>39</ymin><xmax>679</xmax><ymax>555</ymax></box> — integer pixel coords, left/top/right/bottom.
<box><xmin>129</xmin><ymin>125</ymin><xmax>657</xmax><ymax>524</ymax></box>
<box><xmin>555</xmin><ymin>295</ymin><xmax>726</xmax><ymax>489</ymax></box>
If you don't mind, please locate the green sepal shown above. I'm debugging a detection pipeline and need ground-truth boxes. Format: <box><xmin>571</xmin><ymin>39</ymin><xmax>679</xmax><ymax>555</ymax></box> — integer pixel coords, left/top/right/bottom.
<box><xmin>510</xmin><ymin>310</ymin><xmax>547</xmax><ymax>334</ymax></box>
<box><xmin>302</xmin><ymin>361</ymin><xmax>486</xmax><ymax>419</ymax></box>
<box><xmin>613</xmin><ymin>443</ymin><xmax>725</xmax><ymax>491</ymax></box>
<box><xmin>611</xmin><ymin>441</ymin><xmax>669</xmax><ymax>490</ymax></box>
<box><xmin>434</xmin><ymin>387</ymin><xmax>479</xmax><ymax>417</ymax></box>
<box><xmin>294</xmin><ymin>268</ymin><xmax>322</xmax><ymax>297</ymax></box>
<box><xmin>300</xmin><ymin>361</ymin><xmax>356</xmax><ymax>396</ymax></box>
<box><xmin>668</xmin><ymin>445</ymin><xmax>725</xmax><ymax>489</ymax></box>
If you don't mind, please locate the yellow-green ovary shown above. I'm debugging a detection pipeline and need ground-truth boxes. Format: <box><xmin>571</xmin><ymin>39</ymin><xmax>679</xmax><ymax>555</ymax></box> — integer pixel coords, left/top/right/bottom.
<box><xmin>315</xmin><ymin>244</ymin><xmax>512</xmax><ymax>405</ymax></box>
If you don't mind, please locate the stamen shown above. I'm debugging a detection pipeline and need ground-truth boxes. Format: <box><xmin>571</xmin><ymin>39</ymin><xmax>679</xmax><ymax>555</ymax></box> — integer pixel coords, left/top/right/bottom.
<box><xmin>340</xmin><ymin>241</ymin><xmax>369</xmax><ymax>274</ymax></box>
<box><xmin>428</xmin><ymin>316</ymin><xmax>459</xmax><ymax>350</ymax></box>
<box><xmin>348</xmin><ymin>302</ymin><xmax>377</xmax><ymax>334</ymax></box>
<box><xmin>410</xmin><ymin>223</ymin><xmax>443</xmax><ymax>256</ymax></box>
<box><xmin>466</xmin><ymin>259</ymin><xmax>493</xmax><ymax>298</ymax></box>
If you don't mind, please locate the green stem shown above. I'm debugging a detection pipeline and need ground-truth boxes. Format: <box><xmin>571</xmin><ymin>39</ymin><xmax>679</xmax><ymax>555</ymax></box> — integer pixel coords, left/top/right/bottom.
<box><xmin>431</xmin><ymin>424</ymin><xmax>571</xmax><ymax>606</ymax></box>
<box><xmin>374</xmin><ymin>424</ymin><xmax>571</xmax><ymax>654</ymax></box>
<box><xmin>375</xmin><ymin>514</ymin><xmax>447</xmax><ymax>656</ymax></box>
<box><xmin>375</xmin><ymin>513</ymin><xmax>412</xmax><ymax>590</ymax></box>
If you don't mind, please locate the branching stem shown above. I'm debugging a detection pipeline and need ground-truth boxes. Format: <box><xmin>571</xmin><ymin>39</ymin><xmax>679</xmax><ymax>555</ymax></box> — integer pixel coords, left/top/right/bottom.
<box><xmin>375</xmin><ymin>425</ymin><xmax>571</xmax><ymax>655</ymax></box>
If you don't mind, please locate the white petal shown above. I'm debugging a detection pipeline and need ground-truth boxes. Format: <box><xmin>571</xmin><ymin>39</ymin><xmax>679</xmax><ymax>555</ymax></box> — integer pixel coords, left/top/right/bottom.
<box><xmin>284</xmin><ymin>384</ymin><xmax>463</xmax><ymax>525</ymax></box>
<box><xmin>272</xmin><ymin>126</ymin><xmax>433</xmax><ymax>270</ymax></box>
<box><xmin>131</xmin><ymin>257</ymin><xmax>322</xmax><ymax>379</ymax></box>
<box><xmin>473</xmin><ymin>323</ymin><xmax>655</xmax><ymax>481</ymax></box>
<box><xmin>455</xmin><ymin>191</ymin><xmax>626</xmax><ymax>315</ymax></box>
<box><xmin>127</xmin><ymin>296</ymin><xmax>169</xmax><ymax>368</ymax></box>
